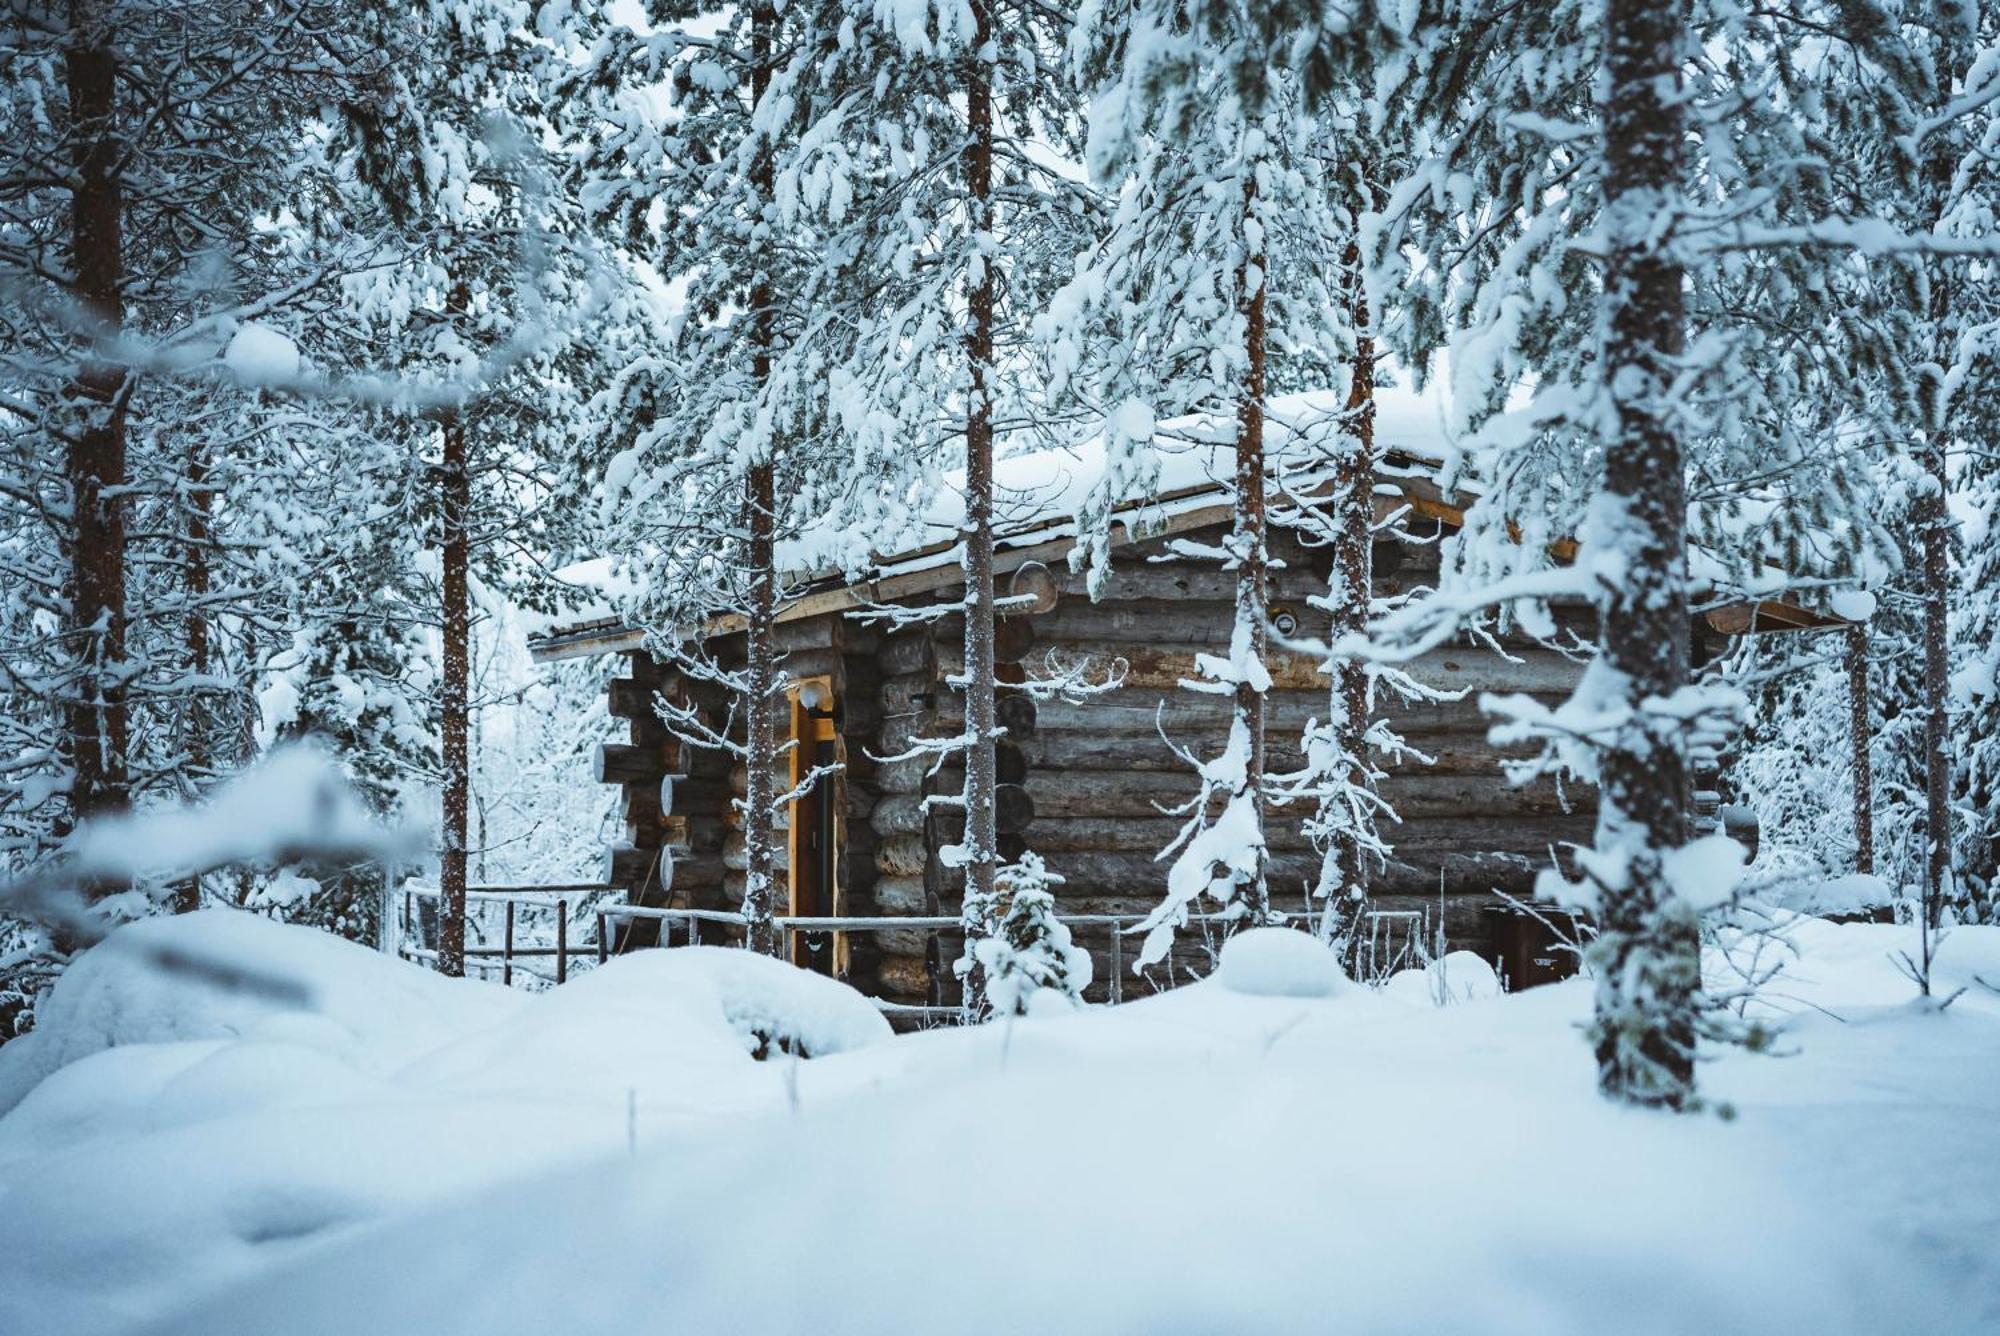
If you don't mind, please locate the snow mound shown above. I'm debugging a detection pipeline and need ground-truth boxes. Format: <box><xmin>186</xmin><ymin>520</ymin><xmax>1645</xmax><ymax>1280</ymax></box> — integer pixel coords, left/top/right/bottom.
<box><xmin>223</xmin><ymin>323</ymin><xmax>301</xmax><ymax>386</ymax></box>
<box><xmin>1382</xmin><ymin>950</ymin><xmax>1505</xmax><ymax>1007</ymax></box>
<box><xmin>1215</xmin><ymin>928</ymin><xmax>1348</xmax><ymax>998</ymax></box>
<box><xmin>0</xmin><ymin>909</ymin><xmax>508</xmax><ymax>1115</ymax></box>
<box><xmin>555</xmin><ymin>946</ymin><xmax>891</xmax><ymax>1058</ymax></box>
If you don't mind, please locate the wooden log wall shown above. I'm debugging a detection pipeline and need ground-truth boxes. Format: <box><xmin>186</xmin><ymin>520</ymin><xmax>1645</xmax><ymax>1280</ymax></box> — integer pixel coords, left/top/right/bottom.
<box><xmin>861</xmin><ymin>530</ymin><xmax>1599</xmax><ymax>1005</ymax></box>
<box><xmin>605</xmin><ymin>613</ymin><xmax>879</xmax><ymax>960</ymax></box>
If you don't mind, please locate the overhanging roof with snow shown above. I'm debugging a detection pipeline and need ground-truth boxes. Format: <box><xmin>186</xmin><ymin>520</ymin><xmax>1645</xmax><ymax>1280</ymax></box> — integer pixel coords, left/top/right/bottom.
<box><xmin>527</xmin><ymin>387</ymin><xmax>1845</xmax><ymax>664</ymax></box>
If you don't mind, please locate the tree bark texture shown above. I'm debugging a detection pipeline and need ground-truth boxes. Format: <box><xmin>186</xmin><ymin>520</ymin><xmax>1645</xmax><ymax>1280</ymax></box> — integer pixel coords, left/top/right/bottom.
<box><xmin>1846</xmin><ymin>625</ymin><xmax>1873</xmax><ymax>877</ymax></box>
<box><xmin>437</xmin><ymin>360</ymin><xmax>471</xmax><ymax>977</ymax></box>
<box><xmin>1324</xmin><ymin>246</ymin><xmax>1376</xmax><ymax>912</ymax></box>
<box><xmin>62</xmin><ymin>6</ymin><xmax>130</xmax><ymax>830</ymax></box>
<box><xmin>173</xmin><ymin>435</ymin><xmax>214</xmax><ymax>914</ymax></box>
<box><xmin>740</xmin><ymin>4</ymin><xmax>782</xmax><ymax>956</ymax></box>
<box><xmin>1230</xmin><ymin>167</ymin><xmax>1270</xmax><ymax>917</ymax></box>
<box><xmin>1921</xmin><ymin>438</ymin><xmax>1950</xmax><ymax>940</ymax></box>
<box><xmin>1591</xmin><ymin>0</ymin><xmax>1699</xmax><ymax>1110</ymax></box>
<box><xmin>959</xmin><ymin>0</ymin><xmax>999</xmax><ymax>915</ymax></box>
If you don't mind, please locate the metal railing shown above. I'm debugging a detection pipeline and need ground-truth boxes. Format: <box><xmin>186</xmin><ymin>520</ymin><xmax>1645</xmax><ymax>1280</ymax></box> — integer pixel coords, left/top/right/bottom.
<box><xmin>399</xmin><ymin>883</ymin><xmax>616</xmax><ymax>986</ymax></box>
<box><xmin>395</xmin><ymin>887</ymin><xmax>1435</xmax><ymax>1015</ymax></box>
<box><xmin>595</xmin><ymin>903</ymin><xmax>1366</xmax><ymax>1009</ymax></box>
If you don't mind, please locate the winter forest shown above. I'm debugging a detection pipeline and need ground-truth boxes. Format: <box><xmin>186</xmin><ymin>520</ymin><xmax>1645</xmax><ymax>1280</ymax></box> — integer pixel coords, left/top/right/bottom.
<box><xmin>3</xmin><ymin>0</ymin><xmax>2000</xmax><ymax>1332</ymax></box>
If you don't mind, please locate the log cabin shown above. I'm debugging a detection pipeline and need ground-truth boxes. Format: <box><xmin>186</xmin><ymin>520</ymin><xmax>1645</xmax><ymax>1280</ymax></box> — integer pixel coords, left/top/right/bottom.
<box><xmin>528</xmin><ymin>390</ymin><xmax>1840</xmax><ymax>1008</ymax></box>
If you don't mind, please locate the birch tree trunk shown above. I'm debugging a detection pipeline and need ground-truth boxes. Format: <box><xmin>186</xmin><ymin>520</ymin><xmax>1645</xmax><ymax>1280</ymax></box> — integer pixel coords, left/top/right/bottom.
<box><xmin>740</xmin><ymin>3</ymin><xmax>781</xmax><ymax>956</ymax></box>
<box><xmin>62</xmin><ymin>5</ymin><xmax>130</xmax><ymax>831</ymax></box>
<box><xmin>1590</xmin><ymin>0</ymin><xmax>1699</xmax><ymax>1109</ymax></box>
<box><xmin>1230</xmin><ymin>167</ymin><xmax>1269</xmax><ymax>919</ymax></box>
<box><xmin>959</xmin><ymin>0</ymin><xmax>999</xmax><ymax>917</ymax></box>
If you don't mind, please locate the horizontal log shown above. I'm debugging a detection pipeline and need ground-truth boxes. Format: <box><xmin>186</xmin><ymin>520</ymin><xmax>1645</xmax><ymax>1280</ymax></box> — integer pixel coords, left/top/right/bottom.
<box><xmin>1017</xmin><ymin>812</ymin><xmax>1595</xmax><ymax>857</ymax></box>
<box><xmin>1051</xmin><ymin>566</ymin><xmax>1350</xmax><ymax>606</ymax></box>
<box><xmin>1027</xmin><ymin>689</ymin><xmax>1570</xmax><ymax>739</ymax></box>
<box><xmin>595</xmin><ymin>740</ymin><xmax>683</xmax><ymax>785</ymax></box>
<box><xmin>875</xmin><ymin>713</ymin><xmax>952</xmax><ymax>758</ymax></box>
<box><xmin>875</xmin><ymin>785</ymin><xmax>1032</xmax><ymax>838</ymax></box>
<box><xmin>604</xmin><ymin>844</ymin><xmax>665</xmax><ymax>891</ymax></box>
<box><xmin>723</xmin><ymin>835</ymin><xmax>789</xmax><ymax>872</ymax></box>
<box><xmin>877</xmin><ymin>834</ymin><xmax>929</xmax><ymax>878</ymax></box>
<box><xmin>774</xmin><ymin>615</ymin><xmax>840</xmax><ymax>653</ymax></box>
<box><xmin>658</xmin><ymin>775</ymin><xmax>733</xmax><ymax>818</ymax></box>
<box><xmin>934</xmin><ymin>617</ymin><xmax>1036</xmax><ymax>672</ymax></box>
<box><xmin>607</xmin><ymin>676</ymin><xmax>685</xmax><ymax>721</ymax></box>
<box><xmin>1005</xmin><ymin>770</ymin><xmax>1587</xmax><ymax>822</ymax></box>
<box><xmin>878</xmin><ymin>630</ymin><xmax>937</xmax><ymax>677</ymax></box>
<box><xmin>875</xmin><ymin>743</ymin><xmax>1028</xmax><ymax>795</ymax></box>
<box><xmin>873</xmin><ymin>875</ymin><xmax>931</xmax><ymax>914</ymax></box>
<box><xmin>780</xmin><ymin>647</ymin><xmax>843</xmax><ymax>682</ymax></box>
<box><xmin>933</xmin><ymin>691</ymin><xmax>1038</xmax><ymax>737</ymax></box>
<box><xmin>881</xmin><ymin>671</ymin><xmax>938</xmax><ymax>717</ymax></box>
<box><xmin>1028</xmin><ymin>850</ymin><xmax>1546</xmax><ymax>902</ymax></box>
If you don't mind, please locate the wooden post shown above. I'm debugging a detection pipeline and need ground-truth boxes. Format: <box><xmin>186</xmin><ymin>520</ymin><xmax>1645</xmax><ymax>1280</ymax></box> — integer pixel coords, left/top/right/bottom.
<box><xmin>1109</xmin><ymin>926</ymin><xmax>1124</xmax><ymax>1005</ymax></box>
<box><xmin>1847</xmin><ymin>625</ymin><xmax>1874</xmax><ymax>876</ymax></box>
<box><xmin>502</xmin><ymin>899</ymin><xmax>515</xmax><ymax>986</ymax></box>
<box><xmin>556</xmin><ymin>900</ymin><xmax>569</xmax><ymax>985</ymax></box>
<box><xmin>596</xmin><ymin>911</ymin><xmax>609</xmax><ymax>965</ymax></box>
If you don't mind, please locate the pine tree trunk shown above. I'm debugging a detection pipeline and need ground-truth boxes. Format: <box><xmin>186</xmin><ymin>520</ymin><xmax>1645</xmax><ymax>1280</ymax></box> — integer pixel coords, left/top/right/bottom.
<box><xmin>174</xmin><ymin>436</ymin><xmax>213</xmax><ymax>914</ymax></box>
<box><xmin>1591</xmin><ymin>0</ymin><xmax>1699</xmax><ymax>1109</ymax></box>
<box><xmin>1325</xmin><ymin>249</ymin><xmax>1376</xmax><ymax>910</ymax></box>
<box><xmin>1231</xmin><ymin>167</ymin><xmax>1269</xmax><ymax>917</ymax></box>
<box><xmin>1846</xmin><ymin>625</ymin><xmax>1873</xmax><ymax>876</ymax></box>
<box><xmin>959</xmin><ymin>0</ymin><xmax>999</xmax><ymax>918</ymax></box>
<box><xmin>437</xmin><ymin>395</ymin><xmax>471</xmax><ymax>978</ymax></box>
<box><xmin>62</xmin><ymin>9</ymin><xmax>130</xmax><ymax>831</ymax></box>
<box><xmin>1920</xmin><ymin>437</ymin><xmax>1950</xmax><ymax>945</ymax></box>
<box><xmin>740</xmin><ymin>4</ymin><xmax>781</xmax><ymax>957</ymax></box>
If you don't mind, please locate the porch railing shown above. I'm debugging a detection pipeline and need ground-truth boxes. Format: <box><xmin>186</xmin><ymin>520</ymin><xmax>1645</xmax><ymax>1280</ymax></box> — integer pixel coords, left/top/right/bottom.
<box><xmin>394</xmin><ymin>886</ymin><xmax>1434</xmax><ymax>1018</ymax></box>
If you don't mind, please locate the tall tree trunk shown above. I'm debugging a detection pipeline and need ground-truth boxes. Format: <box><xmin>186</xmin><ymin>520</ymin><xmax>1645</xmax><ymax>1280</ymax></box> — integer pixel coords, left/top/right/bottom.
<box><xmin>959</xmin><ymin>0</ymin><xmax>999</xmax><ymax>921</ymax></box>
<box><xmin>1230</xmin><ymin>167</ymin><xmax>1270</xmax><ymax>918</ymax></box>
<box><xmin>1591</xmin><ymin>0</ymin><xmax>1699</xmax><ymax>1109</ymax></box>
<box><xmin>1324</xmin><ymin>247</ymin><xmax>1376</xmax><ymax>914</ymax></box>
<box><xmin>1846</xmin><ymin>625</ymin><xmax>1873</xmax><ymax>876</ymax></box>
<box><xmin>437</xmin><ymin>389</ymin><xmax>471</xmax><ymax>978</ymax></box>
<box><xmin>62</xmin><ymin>5</ymin><xmax>129</xmax><ymax>832</ymax></box>
<box><xmin>740</xmin><ymin>3</ymin><xmax>781</xmax><ymax>956</ymax></box>
<box><xmin>1920</xmin><ymin>435</ymin><xmax>1950</xmax><ymax>951</ymax></box>
<box><xmin>173</xmin><ymin>436</ymin><xmax>213</xmax><ymax>914</ymax></box>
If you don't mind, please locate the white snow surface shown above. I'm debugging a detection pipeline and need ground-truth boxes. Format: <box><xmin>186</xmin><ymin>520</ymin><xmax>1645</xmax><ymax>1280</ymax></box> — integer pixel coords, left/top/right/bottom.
<box><xmin>221</xmin><ymin>323</ymin><xmax>301</xmax><ymax>387</ymax></box>
<box><xmin>1214</xmin><ymin>925</ymin><xmax>1349</xmax><ymax>997</ymax></box>
<box><xmin>2</xmin><ymin>910</ymin><xmax>1997</xmax><ymax>1336</ymax></box>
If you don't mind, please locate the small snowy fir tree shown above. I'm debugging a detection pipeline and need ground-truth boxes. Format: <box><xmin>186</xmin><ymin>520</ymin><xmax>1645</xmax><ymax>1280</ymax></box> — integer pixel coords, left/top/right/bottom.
<box><xmin>958</xmin><ymin>853</ymin><xmax>1092</xmax><ymax>1018</ymax></box>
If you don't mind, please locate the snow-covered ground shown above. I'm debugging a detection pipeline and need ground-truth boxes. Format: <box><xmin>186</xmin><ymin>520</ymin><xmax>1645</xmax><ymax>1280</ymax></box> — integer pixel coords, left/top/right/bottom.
<box><xmin>1</xmin><ymin>910</ymin><xmax>1996</xmax><ymax>1336</ymax></box>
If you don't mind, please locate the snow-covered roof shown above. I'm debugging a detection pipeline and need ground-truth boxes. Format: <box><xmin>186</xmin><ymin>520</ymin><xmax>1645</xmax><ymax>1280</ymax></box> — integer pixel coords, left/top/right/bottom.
<box><xmin>528</xmin><ymin>378</ymin><xmax>1847</xmax><ymax>661</ymax></box>
<box><xmin>527</xmin><ymin>386</ymin><xmax>1453</xmax><ymax>658</ymax></box>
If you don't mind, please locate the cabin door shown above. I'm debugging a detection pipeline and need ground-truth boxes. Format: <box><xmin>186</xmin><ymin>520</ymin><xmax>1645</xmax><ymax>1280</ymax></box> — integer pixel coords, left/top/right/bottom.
<box><xmin>787</xmin><ymin>676</ymin><xmax>844</xmax><ymax>977</ymax></box>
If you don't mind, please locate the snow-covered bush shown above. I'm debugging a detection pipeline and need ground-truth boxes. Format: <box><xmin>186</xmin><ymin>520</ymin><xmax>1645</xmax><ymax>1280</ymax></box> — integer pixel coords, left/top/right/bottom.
<box><xmin>958</xmin><ymin>854</ymin><xmax>1092</xmax><ymax>1018</ymax></box>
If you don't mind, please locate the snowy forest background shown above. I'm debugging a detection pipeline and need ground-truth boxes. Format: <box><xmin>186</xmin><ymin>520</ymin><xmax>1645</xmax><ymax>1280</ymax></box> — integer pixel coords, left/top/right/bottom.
<box><xmin>1</xmin><ymin>0</ymin><xmax>1998</xmax><ymax>1107</ymax></box>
